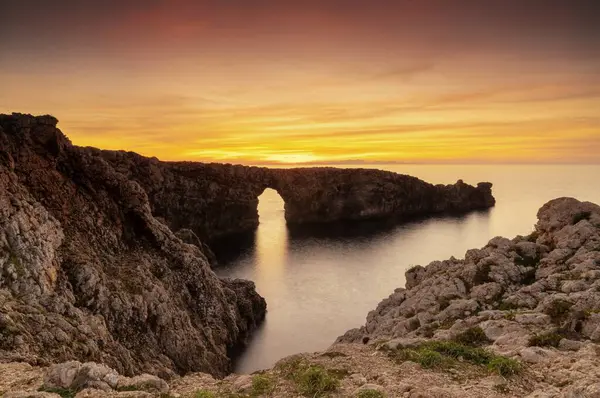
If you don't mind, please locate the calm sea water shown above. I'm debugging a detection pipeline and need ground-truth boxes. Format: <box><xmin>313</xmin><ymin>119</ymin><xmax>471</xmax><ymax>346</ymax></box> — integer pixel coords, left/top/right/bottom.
<box><xmin>214</xmin><ymin>164</ymin><xmax>600</xmax><ymax>373</ymax></box>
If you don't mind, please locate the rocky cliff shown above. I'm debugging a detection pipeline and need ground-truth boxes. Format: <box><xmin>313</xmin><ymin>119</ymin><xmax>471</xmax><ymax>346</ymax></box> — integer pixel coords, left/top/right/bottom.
<box><xmin>92</xmin><ymin>146</ymin><xmax>495</xmax><ymax>241</ymax></box>
<box><xmin>0</xmin><ymin>113</ymin><xmax>266</xmax><ymax>378</ymax></box>
<box><xmin>339</xmin><ymin>197</ymin><xmax>600</xmax><ymax>347</ymax></box>
<box><xmin>3</xmin><ymin>198</ymin><xmax>600</xmax><ymax>397</ymax></box>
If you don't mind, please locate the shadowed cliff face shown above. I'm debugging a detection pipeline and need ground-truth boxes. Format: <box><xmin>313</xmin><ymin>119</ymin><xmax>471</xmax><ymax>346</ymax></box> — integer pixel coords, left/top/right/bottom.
<box><xmin>269</xmin><ymin>168</ymin><xmax>495</xmax><ymax>225</ymax></box>
<box><xmin>0</xmin><ymin>114</ymin><xmax>266</xmax><ymax>378</ymax></box>
<box><xmin>95</xmin><ymin>148</ymin><xmax>495</xmax><ymax>241</ymax></box>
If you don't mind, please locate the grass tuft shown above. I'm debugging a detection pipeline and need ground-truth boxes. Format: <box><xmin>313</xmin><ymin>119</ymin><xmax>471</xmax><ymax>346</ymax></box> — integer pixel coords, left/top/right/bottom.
<box><xmin>452</xmin><ymin>326</ymin><xmax>490</xmax><ymax>346</ymax></box>
<box><xmin>293</xmin><ymin>365</ymin><xmax>340</xmax><ymax>397</ymax></box>
<box><xmin>250</xmin><ymin>374</ymin><xmax>275</xmax><ymax>397</ymax></box>
<box><xmin>389</xmin><ymin>340</ymin><xmax>522</xmax><ymax>377</ymax></box>
<box><xmin>528</xmin><ymin>331</ymin><xmax>563</xmax><ymax>347</ymax></box>
<box><xmin>487</xmin><ymin>356</ymin><xmax>523</xmax><ymax>377</ymax></box>
<box><xmin>357</xmin><ymin>389</ymin><xmax>385</xmax><ymax>398</ymax></box>
<box><xmin>38</xmin><ymin>387</ymin><xmax>76</xmax><ymax>398</ymax></box>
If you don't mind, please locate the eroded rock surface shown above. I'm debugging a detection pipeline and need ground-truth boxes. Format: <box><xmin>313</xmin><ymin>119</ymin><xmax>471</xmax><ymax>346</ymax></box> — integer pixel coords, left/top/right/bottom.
<box><xmin>338</xmin><ymin>197</ymin><xmax>600</xmax><ymax>350</ymax></box>
<box><xmin>3</xmin><ymin>340</ymin><xmax>600</xmax><ymax>397</ymax></box>
<box><xmin>3</xmin><ymin>197</ymin><xmax>600</xmax><ymax>397</ymax></box>
<box><xmin>0</xmin><ymin>113</ymin><xmax>266</xmax><ymax>377</ymax></box>
<box><xmin>94</xmin><ymin>143</ymin><xmax>495</xmax><ymax>240</ymax></box>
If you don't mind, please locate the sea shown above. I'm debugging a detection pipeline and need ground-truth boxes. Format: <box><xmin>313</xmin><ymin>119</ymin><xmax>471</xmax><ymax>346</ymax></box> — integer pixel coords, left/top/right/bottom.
<box><xmin>213</xmin><ymin>164</ymin><xmax>600</xmax><ymax>373</ymax></box>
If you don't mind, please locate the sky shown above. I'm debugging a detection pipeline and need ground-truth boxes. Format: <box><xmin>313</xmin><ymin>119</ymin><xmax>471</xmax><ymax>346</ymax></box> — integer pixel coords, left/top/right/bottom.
<box><xmin>1</xmin><ymin>0</ymin><xmax>599</xmax><ymax>164</ymax></box>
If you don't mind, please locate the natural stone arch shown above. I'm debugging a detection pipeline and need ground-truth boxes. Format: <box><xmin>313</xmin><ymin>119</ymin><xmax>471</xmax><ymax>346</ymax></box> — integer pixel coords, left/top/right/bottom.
<box><xmin>87</xmin><ymin>150</ymin><xmax>495</xmax><ymax>241</ymax></box>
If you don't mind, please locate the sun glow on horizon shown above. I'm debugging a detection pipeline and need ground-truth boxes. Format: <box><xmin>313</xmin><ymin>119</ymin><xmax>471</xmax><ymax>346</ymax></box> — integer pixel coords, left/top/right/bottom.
<box><xmin>1</xmin><ymin>1</ymin><xmax>598</xmax><ymax>165</ymax></box>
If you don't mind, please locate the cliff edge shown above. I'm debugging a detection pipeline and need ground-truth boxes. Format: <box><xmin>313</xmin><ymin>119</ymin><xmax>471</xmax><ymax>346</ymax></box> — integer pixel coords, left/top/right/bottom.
<box><xmin>0</xmin><ymin>113</ymin><xmax>266</xmax><ymax>378</ymax></box>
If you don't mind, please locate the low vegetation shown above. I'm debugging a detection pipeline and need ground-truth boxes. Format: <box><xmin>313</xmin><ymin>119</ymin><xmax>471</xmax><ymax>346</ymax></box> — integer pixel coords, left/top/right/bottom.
<box><xmin>277</xmin><ymin>358</ymin><xmax>340</xmax><ymax>397</ymax></box>
<box><xmin>294</xmin><ymin>365</ymin><xmax>340</xmax><ymax>397</ymax></box>
<box><xmin>38</xmin><ymin>387</ymin><xmax>76</xmax><ymax>398</ymax></box>
<box><xmin>250</xmin><ymin>374</ymin><xmax>275</xmax><ymax>396</ymax></box>
<box><xmin>528</xmin><ymin>331</ymin><xmax>563</xmax><ymax>347</ymax></box>
<box><xmin>357</xmin><ymin>389</ymin><xmax>385</xmax><ymax>398</ymax></box>
<box><xmin>487</xmin><ymin>356</ymin><xmax>523</xmax><ymax>377</ymax></box>
<box><xmin>389</xmin><ymin>340</ymin><xmax>522</xmax><ymax>378</ymax></box>
<box><xmin>452</xmin><ymin>326</ymin><xmax>490</xmax><ymax>346</ymax></box>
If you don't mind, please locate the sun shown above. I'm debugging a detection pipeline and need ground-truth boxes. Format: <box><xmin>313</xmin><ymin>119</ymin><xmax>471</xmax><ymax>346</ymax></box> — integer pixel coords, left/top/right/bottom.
<box><xmin>263</xmin><ymin>153</ymin><xmax>321</xmax><ymax>164</ymax></box>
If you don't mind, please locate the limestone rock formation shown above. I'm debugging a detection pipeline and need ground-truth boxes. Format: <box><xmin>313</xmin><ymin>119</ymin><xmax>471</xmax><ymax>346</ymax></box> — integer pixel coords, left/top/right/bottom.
<box><xmin>3</xmin><ymin>197</ymin><xmax>600</xmax><ymax>397</ymax></box>
<box><xmin>0</xmin><ymin>113</ymin><xmax>266</xmax><ymax>377</ymax></box>
<box><xmin>3</xmin><ymin>337</ymin><xmax>600</xmax><ymax>397</ymax></box>
<box><xmin>93</xmin><ymin>145</ymin><xmax>495</xmax><ymax>241</ymax></box>
<box><xmin>338</xmin><ymin>197</ymin><xmax>600</xmax><ymax>349</ymax></box>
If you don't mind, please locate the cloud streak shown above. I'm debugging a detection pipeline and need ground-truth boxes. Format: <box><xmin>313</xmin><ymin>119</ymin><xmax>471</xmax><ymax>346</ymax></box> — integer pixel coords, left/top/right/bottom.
<box><xmin>0</xmin><ymin>0</ymin><xmax>599</xmax><ymax>164</ymax></box>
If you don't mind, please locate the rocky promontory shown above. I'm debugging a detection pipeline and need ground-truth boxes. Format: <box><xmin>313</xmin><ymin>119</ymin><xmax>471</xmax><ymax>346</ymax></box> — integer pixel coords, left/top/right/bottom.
<box><xmin>0</xmin><ymin>113</ymin><xmax>266</xmax><ymax>378</ymax></box>
<box><xmin>92</xmin><ymin>143</ymin><xmax>495</xmax><ymax>241</ymax></box>
<box><xmin>3</xmin><ymin>197</ymin><xmax>600</xmax><ymax>397</ymax></box>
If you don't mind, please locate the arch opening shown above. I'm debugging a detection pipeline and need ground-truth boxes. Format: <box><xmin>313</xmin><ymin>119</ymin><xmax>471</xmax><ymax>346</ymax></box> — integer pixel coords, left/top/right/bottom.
<box><xmin>257</xmin><ymin>188</ymin><xmax>285</xmax><ymax>224</ymax></box>
<box><xmin>255</xmin><ymin>188</ymin><xmax>288</xmax><ymax>272</ymax></box>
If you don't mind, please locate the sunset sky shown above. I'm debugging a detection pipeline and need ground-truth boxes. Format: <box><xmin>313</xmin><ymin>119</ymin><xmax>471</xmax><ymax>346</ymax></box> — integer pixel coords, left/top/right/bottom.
<box><xmin>1</xmin><ymin>0</ymin><xmax>599</xmax><ymax>164</ymax></box>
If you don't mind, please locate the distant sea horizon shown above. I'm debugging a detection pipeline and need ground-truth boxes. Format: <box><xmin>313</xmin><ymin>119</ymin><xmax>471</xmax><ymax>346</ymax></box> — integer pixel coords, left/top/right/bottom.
<box><xmin>185</xmin><ymin>160</ymin><xmax>600</xmax><ymax>168</ymax></box>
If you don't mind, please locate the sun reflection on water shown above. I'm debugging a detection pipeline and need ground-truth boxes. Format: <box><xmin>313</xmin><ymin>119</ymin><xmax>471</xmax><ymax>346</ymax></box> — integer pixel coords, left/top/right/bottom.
<box><xmin>255</xmin><ymin>188</ymin><xmax>288</xmax><ymax>281</ymax></box>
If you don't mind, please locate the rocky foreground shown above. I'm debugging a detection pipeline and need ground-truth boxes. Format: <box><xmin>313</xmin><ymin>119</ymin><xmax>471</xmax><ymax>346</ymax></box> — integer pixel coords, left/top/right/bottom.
<box><xmin>3</xmin><ymin>197</ymin><xmax>600</xmax><ymax>397</ymax></box>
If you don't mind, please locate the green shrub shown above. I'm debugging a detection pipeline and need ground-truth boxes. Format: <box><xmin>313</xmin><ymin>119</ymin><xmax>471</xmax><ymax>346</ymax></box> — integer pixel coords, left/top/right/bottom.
<box><xmin>390</xmin><ymin>340</ymin><xmax>522</xmax><ymax>377</ymax></box>
<box><xmin>276</xmin><ymin>356</ymin><xmax>305</xmax><ymax>379</ymax></box>
<box><xmin>194</xmin><ymin>390</ymin><xmax>216</xmax><ymax>398</ymax></box>
<box><xmin>294</xmin><ymin>365</ymin><xmax>340</xmax><ymax>397</ymax></box>
<box><xmin>452</xmin><ymin>326</ymin><xmax>491</xmax><ymax>346</ymax></box>
<box><xmin>38</xmin><ymin>387</ymin><xmax>76</xmax><ymax>398</ymax></box>
<box><xmin>251</xmin><ymin>374</ymin><xmax>275</xmax><ymax>396</ymax></box>
<box><xmin>487</xmin><ymin>356</ymin><xmax>522</xmax><ymax>377</ymax></box>
<box><xmin>396</xmin><ymin>347</ymin><xmax>446</xmax><ymax>369</ymax></box>
<box><xmin>357</xmin><ymin>389</ymin><xmax>385</xmax><ymax>398</ymax></box>
<box><xmin>428</xmin><ymin>341</ymin><xmax>492</xmax><ymax>364</ymax></box>
<box><xmin>528</xmin><ymin>332</ymin><xmax>563</xmax><ymax>347</ymax></box>
<box><xmin>415</xmin><ymin>349</ymin><xmax>445</xmax><ymax>368</ymax></box>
